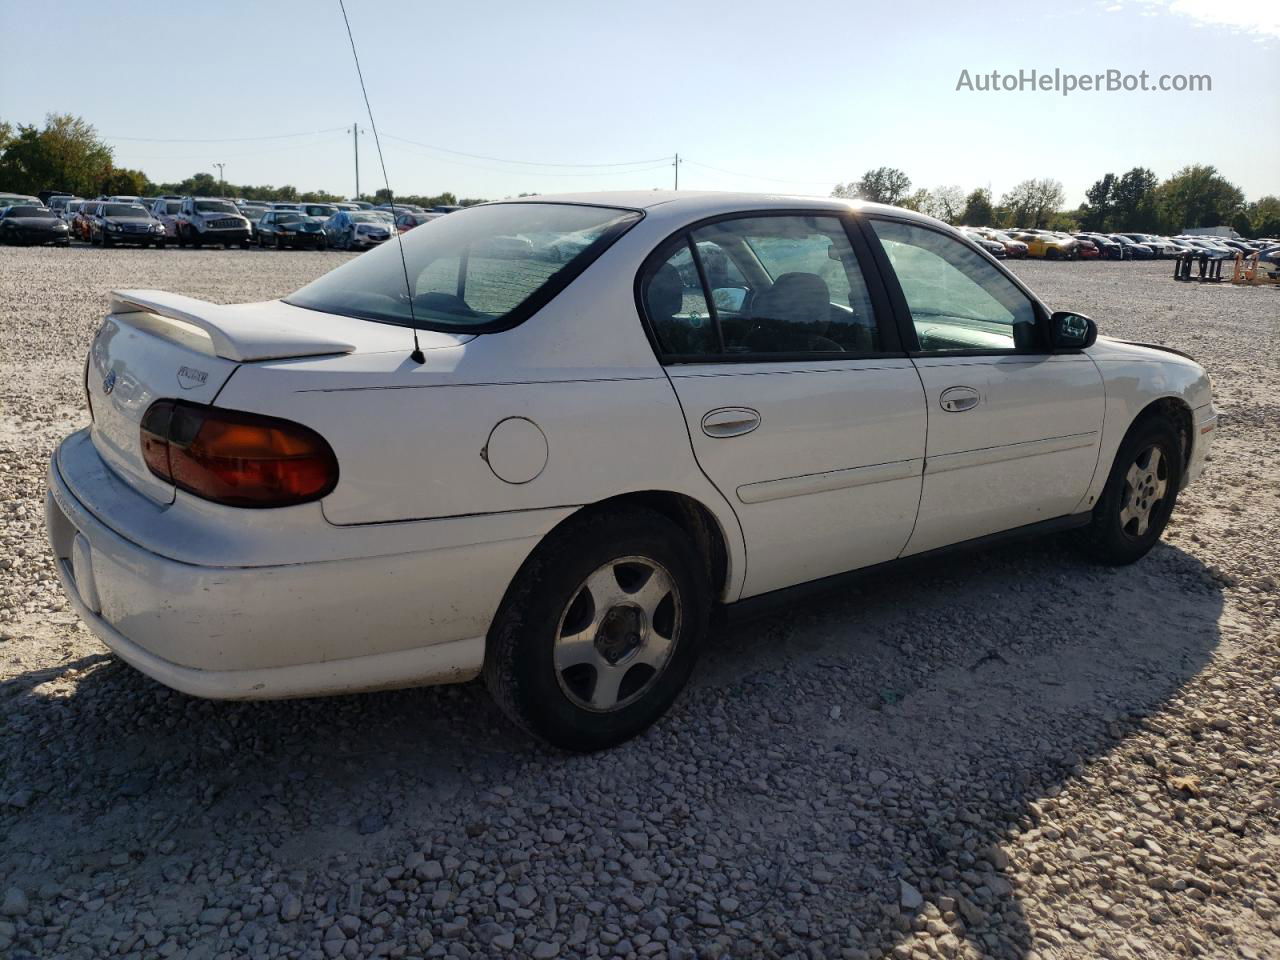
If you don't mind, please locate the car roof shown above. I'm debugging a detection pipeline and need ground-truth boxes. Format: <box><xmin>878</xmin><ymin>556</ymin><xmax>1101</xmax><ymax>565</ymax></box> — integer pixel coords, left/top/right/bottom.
<box><xmin>486</xmin><ymin>190</ymin><xmax>946</xmax><ymax>229</ymax></box>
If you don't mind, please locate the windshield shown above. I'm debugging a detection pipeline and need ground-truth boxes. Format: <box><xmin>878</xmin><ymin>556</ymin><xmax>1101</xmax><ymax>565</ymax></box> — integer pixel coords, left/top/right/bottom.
<box><xmin>287</xmin><ymin>202</ymin><xmax>641</xmax><ymax>331</ymax></box>
<box><xmin>275</xmin><ymin>213</ymin><xmax>303</xmax><ymax>223</ymax></box>
<box><xmin>303</xmin><ymin>205</ymin><xmax>336</xmax><ymax>216</ymax></box>
<box><xmin>351</xmin><ymin>212</ymin><xmax>390</xmax><ymax>223</ymax></box>
<box><xmin>195</xmin><ymin>200</ymin><xmax>238</xmax><ymax>214</ymax></box>
<box><xmin>8</xmin><ymin>206</ymin><xmax>56</xmax><ymax>218</ymax></box>
<box><xmin>104</xmin><ymin>204</ymin><xmax>147</xmax><ymax>217</ymax></box>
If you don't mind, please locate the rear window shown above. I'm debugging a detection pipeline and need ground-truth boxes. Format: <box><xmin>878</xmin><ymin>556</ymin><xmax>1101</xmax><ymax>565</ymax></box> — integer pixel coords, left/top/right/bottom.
<box><xmin>287</xmin><ymin>202</ymin><xmax>641</xmax><ymax>332</ymax></box>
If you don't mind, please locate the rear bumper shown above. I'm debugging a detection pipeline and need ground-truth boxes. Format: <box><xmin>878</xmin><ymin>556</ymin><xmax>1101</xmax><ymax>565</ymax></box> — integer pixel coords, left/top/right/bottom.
<box><xmin>44</xmin><ymin>430</ymin><xmax>565</xmax><ymax>699</ymax></box>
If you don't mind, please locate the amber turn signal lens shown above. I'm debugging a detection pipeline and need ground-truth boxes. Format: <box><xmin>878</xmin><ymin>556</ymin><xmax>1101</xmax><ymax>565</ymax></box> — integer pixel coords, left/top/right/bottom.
<box><xmin>139</xmin><ymin>400</ymin><xmax>338</xmax><ymax>508</ymax></box>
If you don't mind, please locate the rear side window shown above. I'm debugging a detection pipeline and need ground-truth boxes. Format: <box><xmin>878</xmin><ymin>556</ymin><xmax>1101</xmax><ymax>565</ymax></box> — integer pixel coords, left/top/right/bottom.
<box><xmin>639</xmin><ymin>214</ymin><xmax>882</xmax><ymax>359</ymax></box>
<box><xmin>287</xmin><ymin>203</ymin><xmax>641</xmax><ymax>332</ymax></box>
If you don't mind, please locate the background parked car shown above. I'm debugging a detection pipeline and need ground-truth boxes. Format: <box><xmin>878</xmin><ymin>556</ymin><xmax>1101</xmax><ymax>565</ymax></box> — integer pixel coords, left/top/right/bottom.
<box><xmin>256</xmin><ymin>210</ymin><xmax>326</xmax><ymax>249</ymax></box>
<box><xmin>322</xmin><ymin>210</ymin><xmax>394</xmax><ymax>250</ymax></box>
<box><xmin>973</xmin><ymin>229</ymin><xmax>1028</xmax><ymax>259</ymax></box>
<box><xmin>1073</xmin><ymin>233</ymin><xmax>1121</xmax><ymax>259</ymax></box>
<box><xmin>237</xmin><ymin>203</ymin><xmax>270</xmax><ymax>239</ymax></box>
<box><xmin>1120</xmin><ymin>233</ymin><xmax>1179</xmax><ymax>258</ymax></box>
<box><xmin>395</xmin><ymin>211</ymin><xmax>440</xmax><ymax>233</ymax></box>
<box><xmin>1072</xmin><ymin>236</ymin><xmax>1099</xmax><ymax>259</ymax></box>
<box><xmin>1010</xmin><ymin>231</ymin><xmax>1078</xmax><ymax>259</ymax></box>
<box><xmin>47</xmin><ymin>195</ymin><xmax>81</xmax><ymax>218</ymax></box>
<box><xmin>299</xmin><ymin>203</ymin><xmax>338</xmax><ymax>220</ymax></box>
<box><xmin>90</xmin><ymin>203</ymin><xmax>167</xmax><ymax>248</ymax></box>
<box><xmin>149</xmin><ymin>198</ymin><xmax>185</xmax><ymax>239</ymax></box>
<box><xmin>175</xmin><ymin>197</ymin><xmax>252</xmax><ymax>248</ymax></box>
<box><xmin>72</xmin><ymin>201</ymin><xmax>101</xmax><ymax>241</ymax></box>
<box><xmin>0</xmin><ymin>204</ymin><xmax>71</xmax><ymax>246</ymax></box>
<box><xmin>961</xmin><ymin>228</ymin><xmax>1007</xmax><ymax>258</ymax></box>
<box><xmin>1107</xmin><ymin>234</ymin><xmax>1154</xmax><ymax>259</ymax></box>
<box><xmin>0</xmin><ymin>192</ymin><xmax>41</xmax><ymax>209</ymax></box>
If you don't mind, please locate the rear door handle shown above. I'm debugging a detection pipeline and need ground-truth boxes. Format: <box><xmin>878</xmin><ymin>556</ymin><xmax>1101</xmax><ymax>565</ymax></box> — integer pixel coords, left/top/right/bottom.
<box><xmin>939</xmin><ymin>386</ymin><xmax>981</xmax><ymax>413</ymax></box>
<box><xmin>701</xmin><ymin>407</ymin><xmax>761</xmax><ymax>438</ymax></box>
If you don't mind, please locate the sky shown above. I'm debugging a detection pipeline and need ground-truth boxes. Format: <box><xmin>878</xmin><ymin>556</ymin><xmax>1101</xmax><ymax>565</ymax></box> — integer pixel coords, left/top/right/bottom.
<box><xmin>1</xmin><ymin>0</ymin><xmax>1276</xmax><ymax>205</ymax></box>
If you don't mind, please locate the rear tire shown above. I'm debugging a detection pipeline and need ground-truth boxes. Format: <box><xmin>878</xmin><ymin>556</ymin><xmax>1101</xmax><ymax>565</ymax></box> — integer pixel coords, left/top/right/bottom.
<box><xmin>1079</xmin><ymin>415</ymin><xmax>1182</xmax><ymax>565</ymax></box>
<box><xmin>483</xmin><ymin>507</ymin><xmax>711</xmax><ymax>752</ymax></box>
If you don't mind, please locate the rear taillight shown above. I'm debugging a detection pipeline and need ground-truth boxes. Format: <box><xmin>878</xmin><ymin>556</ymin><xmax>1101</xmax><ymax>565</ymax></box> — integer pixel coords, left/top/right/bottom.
<box><xmin>139</xmin><ymin>400</ymin><xmax>338</xmax><ymax>508</ymax></box>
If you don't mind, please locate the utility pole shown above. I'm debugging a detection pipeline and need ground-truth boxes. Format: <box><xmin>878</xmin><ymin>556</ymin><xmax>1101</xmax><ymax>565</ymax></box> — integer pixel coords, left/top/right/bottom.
<box><xmin>673</xmin><ymin>153</ymin><xmax>680</xmax><ymax>191</ymax></box>
<box><xmin>212</xmin><ymin>162</ymin><xmax>226</xmax><ymax>196</ymax></box>
<box><xmin>350</xmin><ymin>124</ymin><xmax>363</xmax><ymax>201</ymax></box>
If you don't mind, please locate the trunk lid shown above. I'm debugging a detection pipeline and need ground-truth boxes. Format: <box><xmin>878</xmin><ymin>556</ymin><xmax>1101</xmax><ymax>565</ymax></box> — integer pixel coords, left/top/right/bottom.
<box><xmin>87</xmin><ymin>290</ymin><xmax>466</xmax><ymax>504</ymax></box>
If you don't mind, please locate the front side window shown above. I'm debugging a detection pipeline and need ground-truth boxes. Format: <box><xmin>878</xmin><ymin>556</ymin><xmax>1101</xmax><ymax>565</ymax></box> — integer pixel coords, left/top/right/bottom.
<box><xmin>869</xmin><ymin>219</ymin><xmax>1037</xmax><ymax>353</ymax></box>
<box><xmin>639</xmin><ymin>214</ymin><xmax>881</xmax><ymax>358</ymax></box>
<box><xmin>287</xmin><ymin>202</ymin><xmax>641</xmax><ymax>331</ymax></box>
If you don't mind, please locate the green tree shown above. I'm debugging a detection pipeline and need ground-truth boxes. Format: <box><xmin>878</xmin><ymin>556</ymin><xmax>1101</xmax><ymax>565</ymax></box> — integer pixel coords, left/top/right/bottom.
<box><xmin>1000</xmin><ymin>179</ymin><xmax>1065</xmax><ymax>228</ymax></box>
<box><xmin>1110</xmin><ymin>167</ymin><xmax>1159</xmax><ymax>231</ymax></box>
<box><xmin>1081</xmin><ymin>173</ymin><xmax>1116</xmax><ymax>231</ymax></box>
<box><xmin>923</xmin><ymin>185</ymin><xmax>964</xmax><ymax>223</ymax></box>
<box><xmin>1243</xmin><ymin>195</ymin><xmax>1280</xmax><ymax>237</ymax></box>
<box><xmin>0</xmin><ymin>113</ymin><xmax>115</xmax><ymax>196</ymax></box>
<box><xmin>959</xmin><ymin>188</ymin><xmax>994</xmax><ymax>226</ymax></box>
<box><xmin>99</xmin><ymin>167</ymin><xmax>150</xmax><ymax>196</ymax></box>
<box><xmin>1155</xmin><ymin>164</ymin><xmax>1245</xmax><ymax>232</ymax></box>
<box><xmin>832</xmin><ymin>166</ymin><xmax>912</xmax><ymax>205</ymax></box>
<box><xmin>898</xmin><ymin>188</ymin><xmax>930</xmax><ymax>213</ymax></box>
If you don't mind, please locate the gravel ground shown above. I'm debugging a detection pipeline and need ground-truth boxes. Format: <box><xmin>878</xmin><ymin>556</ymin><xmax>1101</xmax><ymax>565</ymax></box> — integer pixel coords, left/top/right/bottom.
<box><xmin>1</xmin><ymin>246</ymin><xmax>1277</xmax><ymax>960</ymax></box>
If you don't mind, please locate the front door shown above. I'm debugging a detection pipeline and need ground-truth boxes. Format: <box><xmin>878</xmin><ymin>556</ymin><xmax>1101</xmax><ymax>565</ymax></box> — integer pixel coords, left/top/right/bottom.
<box><xmin>863</xmin><ymin>218</ymin><xmax>1104</xmax><ymax>555</ymax></box>
<box><xmin>638</xmin><ymin>212</ymin><xmax>927</xmax><ymax>598</ymax></box>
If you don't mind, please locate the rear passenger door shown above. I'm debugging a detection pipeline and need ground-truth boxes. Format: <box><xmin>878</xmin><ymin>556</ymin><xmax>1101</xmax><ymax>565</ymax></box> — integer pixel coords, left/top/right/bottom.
<box><xmin>638</xmin><ymin>212</ymin><xmax>927</xmax><ymax>599</ymax></box>
<box><xmin>862</xmin><ymin>217</ymin><xmax>1104</xmax><ymax>555</ymax></box>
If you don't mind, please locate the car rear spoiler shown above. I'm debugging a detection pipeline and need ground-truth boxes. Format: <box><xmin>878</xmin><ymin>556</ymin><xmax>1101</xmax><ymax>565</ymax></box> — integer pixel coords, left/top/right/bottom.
<box><xmin>108</xmin><ymin>289</ymin><xmax>357</xmax><ymax>362</ymax></box>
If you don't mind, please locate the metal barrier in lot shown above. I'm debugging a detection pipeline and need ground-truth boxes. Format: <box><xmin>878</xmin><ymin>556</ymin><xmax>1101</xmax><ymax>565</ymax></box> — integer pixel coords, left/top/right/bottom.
<box><xmin>1173</xmin><ymin>252</ymin><xmax>1225</xmax><ymax>282</ymax></box>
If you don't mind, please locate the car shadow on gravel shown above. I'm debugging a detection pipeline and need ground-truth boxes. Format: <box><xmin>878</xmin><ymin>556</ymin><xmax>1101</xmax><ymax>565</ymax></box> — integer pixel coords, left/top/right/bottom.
<box><xmin>3</xmin><ymin>532</ymin><xmax>1224</xmax><ymax>958</ymax></box>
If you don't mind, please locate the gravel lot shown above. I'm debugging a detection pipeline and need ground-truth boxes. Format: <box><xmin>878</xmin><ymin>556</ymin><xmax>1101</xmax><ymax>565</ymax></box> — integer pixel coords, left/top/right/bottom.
<box><xmin>1</xmin><ymin>246</ymin><xmax>1277</xmax><ymax>960</ymax></box>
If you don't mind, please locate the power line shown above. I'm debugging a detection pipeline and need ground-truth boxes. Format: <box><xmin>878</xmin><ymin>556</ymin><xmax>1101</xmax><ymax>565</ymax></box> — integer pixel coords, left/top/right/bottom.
<box><xmin>382</xmin><ymin>133</ymin><xmax>671</xmax><ymax>169</ymax></box>
<box><xmin>381</xmin><ymin>140</ymin><xmax>673</xmax><ymax>178</ymax></box>
<box><xmin>102</xmin><ymin>127</ymin><xmax>349</xmax><ymax>143</ymax></box>
<box><xmin>681</xmin><ymin>158</ymin><xmax>833</xmax><ymax>188</ymax></box>
<box><xmin>111</xmin><ymin>133</ymin><xmax>348</xmax><ymax>161</ymax></box>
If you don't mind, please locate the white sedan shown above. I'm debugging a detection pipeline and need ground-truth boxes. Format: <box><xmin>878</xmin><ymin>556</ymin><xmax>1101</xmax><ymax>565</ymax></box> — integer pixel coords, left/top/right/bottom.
<box><xmin>45</xmin><ymin>192</ymin><xmax>1216</xmax><ymax>751</ymax></box>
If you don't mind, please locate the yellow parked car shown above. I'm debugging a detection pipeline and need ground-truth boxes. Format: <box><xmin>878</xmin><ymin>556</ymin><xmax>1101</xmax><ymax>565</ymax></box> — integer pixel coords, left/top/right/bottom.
<box><xmin>1010</xmin><ymin>231</ymin><xmax>1079</xmax><ymax>260</ymax></box>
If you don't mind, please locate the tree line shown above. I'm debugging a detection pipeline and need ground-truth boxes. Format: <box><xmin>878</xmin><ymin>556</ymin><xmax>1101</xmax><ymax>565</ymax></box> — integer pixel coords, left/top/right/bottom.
<box><xmin>0</xmin><ymin>113</ymin><xmax>486</xmax><ymax>207</ymax></box>
<box><xmin>5</xmin><ymin>113</ymin><xmax>1276</xmax><ymax>236</ymax></box>
<box><xmin>833</xmin><ymin>166</ymin><xmax>1280</xmax><ymax>237</ymax></box>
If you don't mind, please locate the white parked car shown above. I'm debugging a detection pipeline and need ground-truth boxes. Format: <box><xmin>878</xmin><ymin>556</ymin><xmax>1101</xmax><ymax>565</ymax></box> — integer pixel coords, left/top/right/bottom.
<box><xmin>46</xmin><ymin>192</ymin><xmax>1216</xmax><ymax>751</ymax></box>
<box><xmin>173</xmin><ymin>197</ymin><xmax>252</xmax><ymax>248</ymax></box>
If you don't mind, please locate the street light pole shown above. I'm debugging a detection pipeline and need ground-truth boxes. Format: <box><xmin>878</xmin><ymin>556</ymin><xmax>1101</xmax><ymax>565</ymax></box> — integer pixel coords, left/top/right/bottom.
<box><xmin>212</xmin><ymin>162</ymin><xmax>226</xmax><ymax>197</ymax></box>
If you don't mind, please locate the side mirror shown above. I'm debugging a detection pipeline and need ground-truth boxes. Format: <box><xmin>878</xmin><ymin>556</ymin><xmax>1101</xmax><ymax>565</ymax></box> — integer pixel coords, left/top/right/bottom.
<box><xmin>1047</xmin><ymin>310</ymin><xmax>1097</xmax><ymax>350</ymax></box>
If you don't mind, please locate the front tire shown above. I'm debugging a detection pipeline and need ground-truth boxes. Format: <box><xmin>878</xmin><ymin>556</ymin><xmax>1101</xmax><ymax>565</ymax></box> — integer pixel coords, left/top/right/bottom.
<box><xmin>1080</xmin><ymin>415</ymin><xmax>1182</xmax><ymax>565</ymax></box>
<box><xmin>484</xmin><ymin>507</ymin><xmax>710</xmax><ymax>752</ymax></box>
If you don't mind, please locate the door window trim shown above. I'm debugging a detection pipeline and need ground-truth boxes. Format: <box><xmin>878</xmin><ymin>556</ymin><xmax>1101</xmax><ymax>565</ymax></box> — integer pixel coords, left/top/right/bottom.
<box><xmin>634</xmin><ymin>209</ymin><xmax>906</xmax><ymax>365</ymax></box>
<box><xmin>855</xmin><ymin>214</ymin><xmax>1054</xmax><ymax>358</ymax></box>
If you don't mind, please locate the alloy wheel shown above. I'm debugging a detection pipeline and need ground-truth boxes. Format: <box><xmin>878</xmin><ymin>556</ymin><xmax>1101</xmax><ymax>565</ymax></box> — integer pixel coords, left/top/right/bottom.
<box><xmin>1119</xmin><ymin>445</ymin><xmax>1169</xmax><ymax>538</ymax></box>
<box><xmin>553</xmin><ymin>556</ymin><xmax>682</xmax><ymax>712</ymax></box>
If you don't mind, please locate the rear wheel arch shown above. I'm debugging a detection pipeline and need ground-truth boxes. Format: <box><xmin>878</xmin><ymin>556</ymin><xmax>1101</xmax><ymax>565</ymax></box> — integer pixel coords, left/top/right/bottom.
<box><xmin>554</xmin><ymin>491</ymin><xmax>730</xmax><ymax>603</ymax></box>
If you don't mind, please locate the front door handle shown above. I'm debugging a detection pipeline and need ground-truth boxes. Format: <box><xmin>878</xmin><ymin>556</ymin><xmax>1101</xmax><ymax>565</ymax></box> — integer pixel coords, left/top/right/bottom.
<box><xmin>701</xmin><ymin>407</ymin><xmax>761</xmax><ymax>438</ymax></box>
<box><xmin>938</xmin><ymin>386</ymin><xmax>981</xmax><ymax>413</ymax></box>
